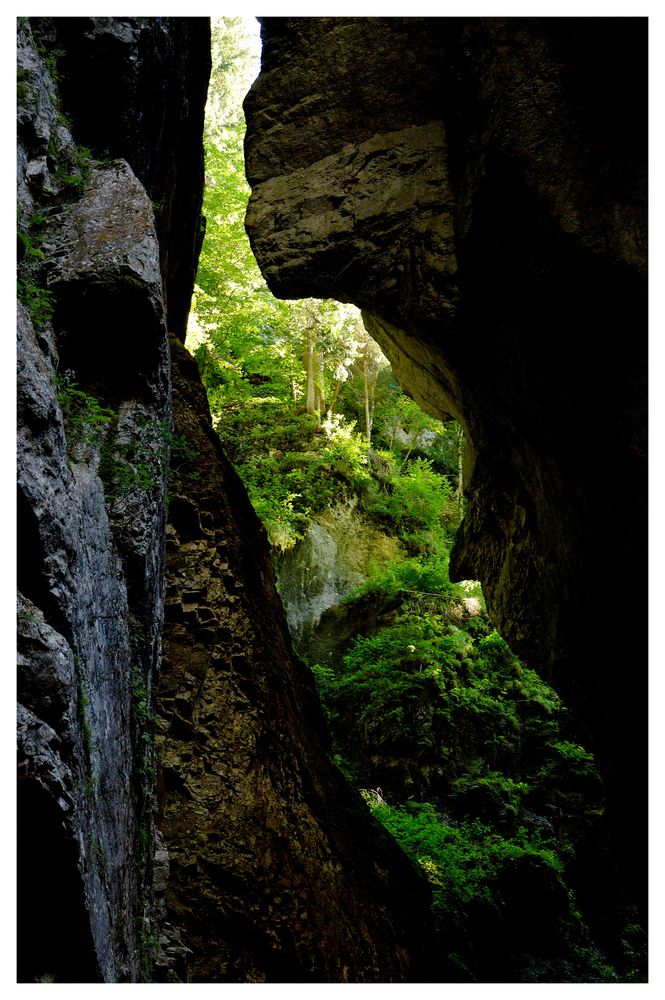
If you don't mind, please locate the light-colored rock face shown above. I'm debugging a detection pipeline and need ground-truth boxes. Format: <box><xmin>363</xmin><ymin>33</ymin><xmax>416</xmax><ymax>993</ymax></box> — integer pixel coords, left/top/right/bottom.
<box><xmin>47</xmin><ymin>161</ymin><xmax>162</xmax><ymax>290</ymax></box>
<box><xmin>245</xmin><ymin>15</ymin><xmax>647</xmax><ymax>918</ymax></box>
<box><xmin>45</xmin><ymin>160</ymin><xmax>169</xmax><ymax>404</ymax></box>
<box><xmin>276</xmin><ymin>500</ymin><xmax>404</xmax><ymax>638</ymax></box>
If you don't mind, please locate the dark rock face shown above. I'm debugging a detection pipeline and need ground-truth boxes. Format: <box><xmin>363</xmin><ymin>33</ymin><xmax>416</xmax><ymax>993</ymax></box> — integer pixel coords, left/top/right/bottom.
<box><xmin>17</xmin><ymin>18</ymin><xmax>176</xmax><ymax>981</ymax></box>
<box><xmin>157</xmin><ymin>338</ymin><xmax>434</xmax><ymax>982</ymax></box>
<box><xmin>42</xmin><ymin>15</ymin><xmax>211</xmax><ymax>339</ymax></box>
<box><xmin>245</xmin><ymin>15</ymin><xmax>647</xmax><ymax>917</ymax></box>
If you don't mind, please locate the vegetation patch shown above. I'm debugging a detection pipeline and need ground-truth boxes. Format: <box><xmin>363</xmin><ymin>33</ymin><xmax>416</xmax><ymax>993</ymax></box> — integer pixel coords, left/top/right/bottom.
<box><xmin>18</xmin><ymin>213</ymin><xmax>56</xmax><ymax>329</ymax></box>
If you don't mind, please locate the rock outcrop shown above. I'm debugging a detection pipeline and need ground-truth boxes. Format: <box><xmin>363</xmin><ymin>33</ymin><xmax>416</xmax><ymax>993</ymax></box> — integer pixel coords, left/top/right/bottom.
<box><xmin>245</xmin><ymin>15</ymin><xmax>647</xmax><ymax>919</ymax></box>
<box><xmin>43</xmin><ymin>15</ymin><xmax>211</xmax><ymax>340</ymax></box>
<box><xmin>276</xmin><ymin>499</ymin><xmax>404</xmax><ymax>642</ymax></box>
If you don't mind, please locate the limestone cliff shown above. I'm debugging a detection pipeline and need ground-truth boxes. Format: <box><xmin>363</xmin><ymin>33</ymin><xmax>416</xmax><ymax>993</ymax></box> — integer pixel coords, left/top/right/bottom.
<box><xmin>17</xmin><ymin>16</ymin><xmax>436</xmax><ymax>982</ymax></box>
<box><xmin>245</xmin><ymin>15</ymin><xmax>647</xmax><ymax>919</ymax></box>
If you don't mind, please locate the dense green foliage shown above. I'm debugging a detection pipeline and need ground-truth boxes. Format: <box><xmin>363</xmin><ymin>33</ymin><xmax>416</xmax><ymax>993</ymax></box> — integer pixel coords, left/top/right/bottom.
<box><xmin>310</xmin><ymin>572</ymin><xmax>634</xmax><ymax>981</ymax></box>
<box><xmin>366</xmin><ymin>800</ymin><xmax>618</xmax><ymax>982</ymax></box>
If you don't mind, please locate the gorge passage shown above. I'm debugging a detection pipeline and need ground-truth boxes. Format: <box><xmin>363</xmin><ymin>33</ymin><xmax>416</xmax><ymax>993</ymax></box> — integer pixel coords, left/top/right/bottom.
<box><xmin>17</xmin><ymin>16</ymin><xmax>647</xmax><ymax>983</ymax></box>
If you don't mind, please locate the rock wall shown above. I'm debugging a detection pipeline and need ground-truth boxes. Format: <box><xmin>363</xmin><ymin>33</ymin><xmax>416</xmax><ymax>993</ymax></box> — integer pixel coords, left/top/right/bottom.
<box><xmin>276</xmin><ymin>499</ymin><xmax>404</xmax><ymax>641</ymax></box>
<box><xmin>17</xmin><ymin>19</ymin><xmax>174</xmax><ymax>981</ymax></box>
<box><xmin>45</xmin><ymin>15</ymin><xmax>211</xmax><ymax>340</ymax></box>
<box><xmin>245</xmin><ymin>15</ymin><xmax>647</xmax><ymax>916</ymax></box>
<box><xmin>158</xmin><ymin>339</ymin><xmax>433</xmax><ymax>981</ymax></box>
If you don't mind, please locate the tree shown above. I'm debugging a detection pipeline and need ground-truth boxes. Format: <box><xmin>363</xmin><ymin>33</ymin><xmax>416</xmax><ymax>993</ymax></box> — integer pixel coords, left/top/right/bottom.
<box><xmin>205</xmin><ymin>17</ymin><xmax>259</xmax><ymax>142</ymax></box>
<box><xmin>186</xmin><ymin>17</ymin><xmax>469</xmax><ymax>551</ymax></box>
<box><xmin>337</xmin><ymin>320</ymin><xmax>388</xmax><ymax>446</ymax></box>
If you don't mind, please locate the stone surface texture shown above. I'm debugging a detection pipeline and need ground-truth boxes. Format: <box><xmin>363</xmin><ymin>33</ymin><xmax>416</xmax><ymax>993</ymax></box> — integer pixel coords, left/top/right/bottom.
<box><xmin>245</xmin><ymin>15</ymin><xmax>647</xmax><ymax>916</ymax></box>
<box><xmin>276</xmin><ymin>499</ymin><xmax>405</xmax><ymax>639</ymax></box>
<box><xmin>45</xmin><ymin>14</ymin><xmax>211</xmax><ymax>339</ymax></box>
<box><xmin>158</xmin><ymin>339</ymin><xmax>434</xmax><ymax>982</ymax></box>
<box><xmin>17</xmin><ymin>18</ymin><xmax>172</xmax><ymax>982</ymax></box>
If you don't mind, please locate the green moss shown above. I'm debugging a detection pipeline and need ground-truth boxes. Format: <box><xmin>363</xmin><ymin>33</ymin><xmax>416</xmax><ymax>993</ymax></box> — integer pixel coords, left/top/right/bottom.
<box><xmin>132</xmin><ymin>668</ymin><xmax>156</xmax><ymax>785</ymax></box>
<box><xmin>17</xmin><ymin>74</ymin><xmax>29</xmax><ymax>104</ymax></box>
<box><xmin>99</xmin><ymin>416</ymin><xmax>198</xmax><ymax>502</ymax></box>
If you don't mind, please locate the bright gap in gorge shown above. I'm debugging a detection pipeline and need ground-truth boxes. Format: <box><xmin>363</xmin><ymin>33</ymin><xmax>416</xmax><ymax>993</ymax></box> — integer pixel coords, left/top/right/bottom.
<box><xmin>183</xmin><ymin>17</ymin><xmax>644</xmax><ymax>984</ymax></box>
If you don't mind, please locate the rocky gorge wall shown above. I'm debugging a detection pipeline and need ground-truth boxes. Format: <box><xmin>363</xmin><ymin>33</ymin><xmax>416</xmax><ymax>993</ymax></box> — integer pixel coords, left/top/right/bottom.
<box><xmin>17</xmin><ymin>17</ymin><xmax>189</xmax><ymax>979</ymax></box>
<box><xmin>17</xmin><ymin>14</ymin><xmax>648</xmax><ymax>983</ymax></box>
<box><xmin>244</xmin><ymin>16</ymin><xmax>648</xmax><ymax>919</ymax></box>
<box><xmin>17</xmin><ymin>16</ymin><xmax>436</xmax><ymax>982</ymax></box>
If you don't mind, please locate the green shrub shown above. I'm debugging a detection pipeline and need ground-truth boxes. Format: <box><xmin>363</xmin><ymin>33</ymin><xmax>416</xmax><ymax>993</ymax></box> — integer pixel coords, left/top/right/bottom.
<box><xmin>55</xmin><ymin>372</ymin><xmax>115</xmax><ymax>449</ymax></box>
<box><xmin>370</xmin><ymin>800</ymin><xmax>563</xmax><ymax>912</ymax></box>
<box><xmin>452</xmin><ymin>771</ymin><xmax>530</xmax><ymax>817</ymax></box>
<box><xmin>363</xmin><ymin>457</ymin><xmax>457</xmax><ymax>552</ymax></box>
<box><xmin>345</xmin><ymin>553</ymin><xmax>459</xmax><ymax>604</ymax></box>
<box><xmin>18</xmin><ymin>278</ymin><xmax>55</xmax><ymax>328</ymax></box>
<box><xmin>549</xmin><ymin>740</ymin><xmax>595</xmax><ymax>766</ymax></box>
<box><xmin>17</xmin><ymin>213</ymin><xmax>55</xmax><ymax>328</ymax></box>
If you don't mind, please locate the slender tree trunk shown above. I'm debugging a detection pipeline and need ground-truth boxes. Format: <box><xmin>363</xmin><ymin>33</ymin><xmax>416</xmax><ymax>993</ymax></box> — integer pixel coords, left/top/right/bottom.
<box><xmin>456</xmin><ymin>423</ymin><xmax>464</xmax><ymax>517</ymax></box>
<box><xmin>314</xmin><ymin>352</ymin><xmax>325</xmax><ymax>414</ymax></box>
<box><xmin>363</xmin><ymin>357</ymin><xmax>372</xmax><ymax>447</ymax></box>
<box><xmin>328</xmin><ymin>378</ymin><xmax>343</xmax><ymax>415</ymax></box>
<box><xmin>305</xmin><ymin>329</ymin><xmax>316</xmax><ymax>415</ymax></box>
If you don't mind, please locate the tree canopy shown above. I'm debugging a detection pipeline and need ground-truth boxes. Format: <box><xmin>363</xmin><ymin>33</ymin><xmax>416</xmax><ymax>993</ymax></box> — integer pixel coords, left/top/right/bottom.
<box><xmin>186</xmin><ymin>18</ymin><xmax>465</xmax><ymax>551</ymax></box>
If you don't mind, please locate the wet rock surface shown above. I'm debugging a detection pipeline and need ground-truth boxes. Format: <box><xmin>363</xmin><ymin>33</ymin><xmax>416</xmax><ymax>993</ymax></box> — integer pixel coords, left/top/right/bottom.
<box><xmin>245</xmin><ymin>15</ymin><xmax>647</xmax><ymax>919</ymax></box>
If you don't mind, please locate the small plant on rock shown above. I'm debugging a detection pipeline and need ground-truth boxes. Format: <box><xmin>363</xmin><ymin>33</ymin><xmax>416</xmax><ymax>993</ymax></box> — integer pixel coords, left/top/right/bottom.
<box><xmin>55</xmin><ymin>371</ymin><xmax>115</xmax><ymax>450</ymax></box>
